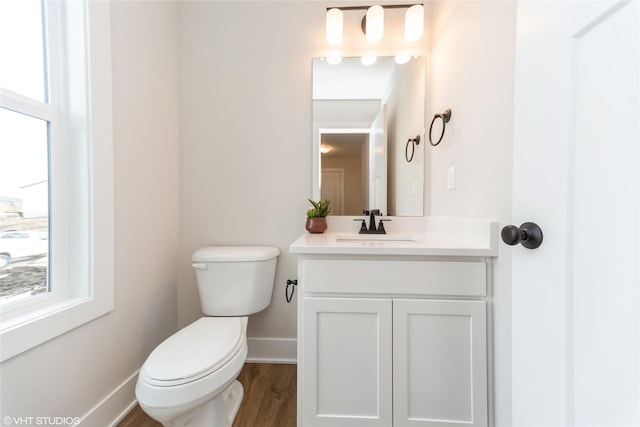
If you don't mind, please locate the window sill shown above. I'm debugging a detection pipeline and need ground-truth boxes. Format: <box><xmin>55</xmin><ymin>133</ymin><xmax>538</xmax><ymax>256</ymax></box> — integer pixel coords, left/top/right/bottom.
<box><xmin>1</xmin><ymin>292</ymin><xmax>113</xmax><ymax>361</ymax></box>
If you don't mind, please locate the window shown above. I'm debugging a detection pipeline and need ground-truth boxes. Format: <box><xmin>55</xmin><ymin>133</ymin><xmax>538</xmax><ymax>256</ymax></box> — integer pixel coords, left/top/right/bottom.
<box><xmin>0</xmin><ymin>0</ymin><xmax>114</xmax><ymax>361</ymax></box>
<box><xmin>0</xmin><ymin>0</ymin><xmax>52</xmax><ymax>305</ymax></box>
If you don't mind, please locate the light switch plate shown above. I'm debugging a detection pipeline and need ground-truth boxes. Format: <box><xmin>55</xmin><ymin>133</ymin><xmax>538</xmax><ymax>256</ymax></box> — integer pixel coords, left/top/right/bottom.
<box><xmin>447</xmin><ymin>165</ymin><xmax>456</xmax><ymax>190</ymax></box>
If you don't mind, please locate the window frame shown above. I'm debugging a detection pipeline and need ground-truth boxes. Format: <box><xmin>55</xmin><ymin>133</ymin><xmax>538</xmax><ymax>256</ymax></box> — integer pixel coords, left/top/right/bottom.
<box><xmin>0</xmin><ymin>0</ymin><xmax>114</xmax><ymax>362</ymax></box>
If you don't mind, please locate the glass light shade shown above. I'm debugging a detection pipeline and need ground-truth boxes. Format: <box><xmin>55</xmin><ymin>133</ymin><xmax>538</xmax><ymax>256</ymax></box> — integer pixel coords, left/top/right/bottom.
<box><xmin>361</xmin><ymin>55</ymin><xmax>377</xmax><ymax>66</ymax></box>
<box><xmin>404</xmin><ymin>4</ymin><xmax>424</xmax><ymax>42</ymax></box>
<box><xmin>365</xmin><ymin>5</ymin><xmax>384</xmax><ymax>42</ymax></box>
<box><xmin>326</xmin><ymin>8</ymin><xmax>343</xmax><ymax>45</ymax></box>
<box><xmin>395</xmin><ymin>54</ymin><xmax>411</xmax><ymax>64</ymax></box>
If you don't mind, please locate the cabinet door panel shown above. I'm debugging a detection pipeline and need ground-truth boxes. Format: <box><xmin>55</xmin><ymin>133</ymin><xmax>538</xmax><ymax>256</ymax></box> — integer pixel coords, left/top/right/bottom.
<box><xmin>393</xmin><ymin>299</ymin><xmax>487</xmax><ymax>427</ymax></box>
<box><xmin>303</xmin><ymin>297</ymin><xmax>393</xmax><ymax>426</ymax></box>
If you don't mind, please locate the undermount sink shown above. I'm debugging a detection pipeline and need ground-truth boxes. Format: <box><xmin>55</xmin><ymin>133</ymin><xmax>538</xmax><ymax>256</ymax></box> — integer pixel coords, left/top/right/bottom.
<box><xmin>335</xmin><ymin>233</ymin><xmax>420</xmax><ymax>243</ymax></box>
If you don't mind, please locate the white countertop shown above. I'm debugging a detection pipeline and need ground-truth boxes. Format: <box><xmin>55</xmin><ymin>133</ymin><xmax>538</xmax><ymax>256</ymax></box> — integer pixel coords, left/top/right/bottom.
<box><xmin>290</xmin><ymin>217</ymin><xmax>499</xmax><ymax>257</ymax></box>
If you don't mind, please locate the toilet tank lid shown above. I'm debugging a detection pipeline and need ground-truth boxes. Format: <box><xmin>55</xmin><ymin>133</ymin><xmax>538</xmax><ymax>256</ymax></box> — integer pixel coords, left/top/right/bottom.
<box><xmin>192</xmin><ymin>246</ymin><xmax>280</xmax><ymax>262</ymax></box>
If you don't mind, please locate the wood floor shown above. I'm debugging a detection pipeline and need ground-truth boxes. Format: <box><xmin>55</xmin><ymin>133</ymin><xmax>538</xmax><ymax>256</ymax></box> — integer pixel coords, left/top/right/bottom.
<box><xmin>118</xmin><ymin>363</ymin><xmax>296</xmax><ymax>427</ymax></box>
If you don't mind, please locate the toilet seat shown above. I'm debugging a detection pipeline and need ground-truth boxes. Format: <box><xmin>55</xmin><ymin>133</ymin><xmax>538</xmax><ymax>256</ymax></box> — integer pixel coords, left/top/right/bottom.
<box><xmin>142</xmin><ymin>317</ymin><xmax>244</xmax><ymax>387</ymax></box>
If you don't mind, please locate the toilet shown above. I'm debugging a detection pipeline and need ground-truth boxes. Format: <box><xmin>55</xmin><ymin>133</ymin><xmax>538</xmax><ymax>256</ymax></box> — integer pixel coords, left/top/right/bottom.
<box><xmin>135</xmin><ymin>246</ymin><xmax>280</xmax><ymax>427</ymax></box>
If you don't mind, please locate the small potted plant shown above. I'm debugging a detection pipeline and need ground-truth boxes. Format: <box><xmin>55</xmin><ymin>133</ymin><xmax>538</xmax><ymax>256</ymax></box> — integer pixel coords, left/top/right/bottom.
<box><xmin>305</xmin><ymin>198</ymin><xmax>331</xmax><ymax>233</ymax></box>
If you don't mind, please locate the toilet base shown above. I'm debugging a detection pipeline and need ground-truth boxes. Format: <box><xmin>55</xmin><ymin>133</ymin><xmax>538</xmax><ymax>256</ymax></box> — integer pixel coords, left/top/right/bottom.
<box><xmin>187</xmin><ymin>380</ymin><xmax>244</xmax><ymax>427</ymax></box>
<box><xmin>147</xmin><ymin>380</ymin><xmax>244</xmax><ymax>427</ymax></box>
<box><xmin>223</xmin><ymin>379</ymin><xmax>244</xmax><ymax>423</ymax></box>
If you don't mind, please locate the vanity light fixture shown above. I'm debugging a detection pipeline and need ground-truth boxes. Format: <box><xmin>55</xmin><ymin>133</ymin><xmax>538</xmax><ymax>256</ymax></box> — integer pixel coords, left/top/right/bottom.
<box><xmin>325</xmin><ymin>4</ymin><xmax>424</xmax><ymax>45</ymax></box>
<box><xmin>320</xmin><ymin>145</ymin><xmax>332</xmax><ymax>154</ymax></box>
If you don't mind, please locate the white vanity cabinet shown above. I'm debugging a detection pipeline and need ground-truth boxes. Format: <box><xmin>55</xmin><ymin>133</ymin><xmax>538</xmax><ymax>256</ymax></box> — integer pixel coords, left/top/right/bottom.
<box><xmin>295</xmin><ymin>255</ymin><xmax>491</xmax><ymax>427</ymax></box>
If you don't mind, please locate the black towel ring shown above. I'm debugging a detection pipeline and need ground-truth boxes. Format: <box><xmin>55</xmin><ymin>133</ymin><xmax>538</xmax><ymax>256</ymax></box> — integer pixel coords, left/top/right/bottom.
<box><xmin>285</xmin><ymin>279</ymin><xmax>297</xmax><ymax>303</ymax></box>
<box><xmin>405</xmin><ymin>135</ymin><xmax>421</xmax><ymax>162</ymax></box>
<box><xmin>429</xmin><ymin>109</ymin><xmax>452</xmax><ymax>146</ymax></box>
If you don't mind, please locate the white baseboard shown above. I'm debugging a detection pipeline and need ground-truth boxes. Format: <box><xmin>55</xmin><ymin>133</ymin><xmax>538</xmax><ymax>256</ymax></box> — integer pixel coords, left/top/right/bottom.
<box><xmin>247</xmin><ymin>337</ymin><xmax>297</xmax><ymax>364</ymax></box>
<box><xmin>75</xmin><ymin>339</ymin><xmax>295</xmax><ymax>427</ymax></box>
<box><xmin>77</xmin><ymin>369</ymin><xmax>139</xmax><ymax>427</ymax></box>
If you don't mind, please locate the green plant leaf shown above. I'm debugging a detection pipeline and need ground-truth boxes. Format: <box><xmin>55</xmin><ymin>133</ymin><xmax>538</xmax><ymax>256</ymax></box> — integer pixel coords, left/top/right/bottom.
<box><xmin>307</xmin><ymin>198</ymin><xmax>331</xmax><ymax>217</ymax></box>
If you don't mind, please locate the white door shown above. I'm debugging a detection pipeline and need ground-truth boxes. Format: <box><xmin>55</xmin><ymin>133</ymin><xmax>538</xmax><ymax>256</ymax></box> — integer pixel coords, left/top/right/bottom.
<box><xmin>321</xmin><ymin>168</ymin><xmax>344</xmax><ymax>215</ymax></box>
<box><xmin>511</xmin><ymin>1</ymin><xmax>639</xmax><ymax>425</ymax></box>
<box><xmin>302</xmin><ymin>297</ymin><xmax>393</xmax><ymax>426</ymax></box>
<box><xmin>393</xmin><ymin>299</ymin><xmax>487</xmax><ymax>427</ymax></box>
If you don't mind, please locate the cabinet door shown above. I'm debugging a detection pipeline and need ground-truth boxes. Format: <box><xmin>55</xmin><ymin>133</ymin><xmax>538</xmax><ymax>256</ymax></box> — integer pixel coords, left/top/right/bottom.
<box><xmin>393</xmin><ymin>299</ymin><xmax>487</xmax><ymax>427</ymax></box>
<box><xmin>302</xmin><ymin>297</ymin><xmax>393</xmax><ymax>426</ymax></box>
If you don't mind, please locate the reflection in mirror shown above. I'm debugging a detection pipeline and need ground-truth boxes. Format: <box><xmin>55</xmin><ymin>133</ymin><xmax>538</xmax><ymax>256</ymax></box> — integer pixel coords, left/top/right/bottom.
<box><xmin>312</xmin><ymin>56</ymin><xmax>425</xmax><ymax>216</ymax></box>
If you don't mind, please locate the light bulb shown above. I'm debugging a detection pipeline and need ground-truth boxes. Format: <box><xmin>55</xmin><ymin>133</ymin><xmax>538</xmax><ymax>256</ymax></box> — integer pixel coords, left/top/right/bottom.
<box><xmin>365</xmin><ymin>5</ymin><xmax>384</xmax><ymax>42</ymax></box>
<box><xmin>361</xmin><ymin>55</ymin><xmax>377</xmax><ymax>66</ymax></box>
<box><xmin>395</xmin><ymin>54</ymin><xmax>411</xmax><ymax>64</ymax></box>
<box><xmin>326</xmin><ymin>8</ymin><xmax>343</xmax><ymax>45</ymax></box>
<box><xmin>404</xmin><ymin>4</ymin><xmax>424</xmax><ymax>42</ymax></box>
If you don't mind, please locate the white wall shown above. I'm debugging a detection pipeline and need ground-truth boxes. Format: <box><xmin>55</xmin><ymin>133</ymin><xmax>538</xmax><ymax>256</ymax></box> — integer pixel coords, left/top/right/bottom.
<box><xmin>0</xmin><ymin>1</ymin><xmax>179</xmax><ymax>424</ymax></box>
<box><xmin>176</xmin><ymin>1</ymin><xmax>317</xmax><ymax>358</ymax></box>
<box><xmin>386</xmin><ymin>58</ymin><xmax>426</xmax><ymax>216</ymax></box>
<box><xmin>429</xmin><ymin>1</ymin><xmax>516</xmax><ymax>425</ymax></box>
<box><xmin>176</xmin><ymin>1</ymin><xmax>430</xmax><ymax>360</ymax></box>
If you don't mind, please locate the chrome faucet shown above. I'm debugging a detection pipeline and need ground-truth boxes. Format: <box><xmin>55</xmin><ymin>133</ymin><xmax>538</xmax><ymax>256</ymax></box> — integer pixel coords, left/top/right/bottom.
<box><xmin>354</xmin><ymin>209</ymin><xmax>390</xmax><ymax>234</ymax></box>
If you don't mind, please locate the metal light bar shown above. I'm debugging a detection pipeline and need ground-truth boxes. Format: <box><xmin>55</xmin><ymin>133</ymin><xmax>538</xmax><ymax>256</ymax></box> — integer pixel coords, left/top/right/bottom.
<box><xmin>325</xmin><ymin>4</ymin><xmax>421</xmax><ymax>12</ymax></box>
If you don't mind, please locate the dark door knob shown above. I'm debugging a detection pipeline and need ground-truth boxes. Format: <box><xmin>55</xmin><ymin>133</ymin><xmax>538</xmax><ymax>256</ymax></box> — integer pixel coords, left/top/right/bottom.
<box><xmin>501</xmin><ymin>222</ymin><xmax>543</xmax><ymax>249</ymax></box>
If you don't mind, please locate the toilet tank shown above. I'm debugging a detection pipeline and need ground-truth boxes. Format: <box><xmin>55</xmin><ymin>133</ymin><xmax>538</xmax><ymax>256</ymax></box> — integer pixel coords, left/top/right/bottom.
<box><xmin>192</xmin><ymin>246</ymin><xmax>280</xmax><ymax>316</ymax></box>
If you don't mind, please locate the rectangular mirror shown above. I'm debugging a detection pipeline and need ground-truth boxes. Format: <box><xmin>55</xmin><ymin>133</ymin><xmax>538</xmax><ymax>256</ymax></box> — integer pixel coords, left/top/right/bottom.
<box><xmin>312</xmin><ymin>56</ymin><xmax>425</xmax><ymax>216</ymax></box>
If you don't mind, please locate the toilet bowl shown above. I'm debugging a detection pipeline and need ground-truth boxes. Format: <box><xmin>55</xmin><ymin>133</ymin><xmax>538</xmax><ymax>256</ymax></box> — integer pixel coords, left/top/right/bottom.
<box><xmin>135</xmin><ymin>246</ymin><xmax>279</xmax><ymax>427</ymax></box>
<box><xmin>136</xmin><ymin>317</ymin><xmax>248</xmax><ymax>426</ymax></box>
